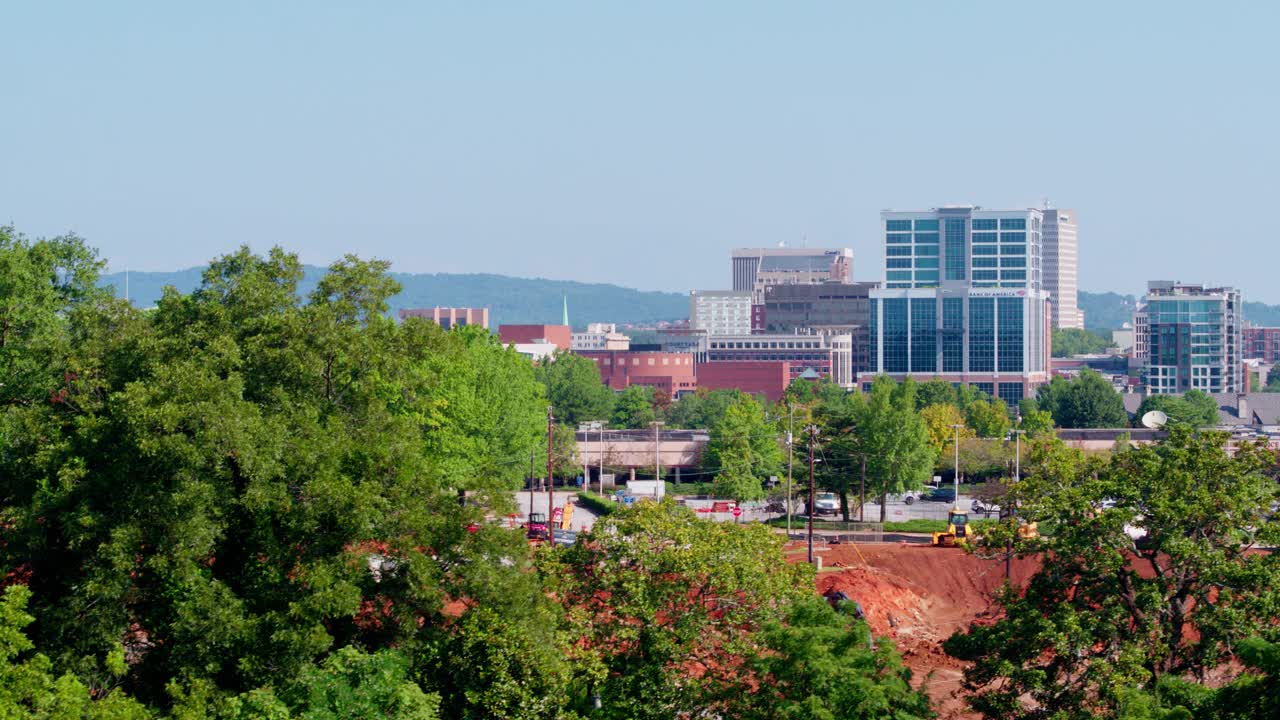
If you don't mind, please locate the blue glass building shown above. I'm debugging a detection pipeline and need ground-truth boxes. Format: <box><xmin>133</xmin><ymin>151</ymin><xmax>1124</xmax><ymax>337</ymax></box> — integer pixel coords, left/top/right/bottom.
<box><xmin>865</xmin><ymin>206</ymin><xmax>1052</xmax><ymax>403</ymax></box>
<box><xmin>1135</xmin><ymin>281</ymin><xmax>1242</xmax><ymax>394</ymax></box>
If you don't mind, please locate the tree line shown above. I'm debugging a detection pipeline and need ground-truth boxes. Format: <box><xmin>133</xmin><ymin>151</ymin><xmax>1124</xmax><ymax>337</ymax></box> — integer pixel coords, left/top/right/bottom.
<box><xmin>0</xmin><ymin>228</ymin><xmax>930</xmax><ymax>718</ymax></box>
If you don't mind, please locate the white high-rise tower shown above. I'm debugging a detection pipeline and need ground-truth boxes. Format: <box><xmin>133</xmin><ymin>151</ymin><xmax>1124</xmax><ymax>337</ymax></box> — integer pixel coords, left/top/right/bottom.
<box><xmin>1042</xmin><ymin>208</ymin><xmax>1082</xmax><ymax>329</ymax></box>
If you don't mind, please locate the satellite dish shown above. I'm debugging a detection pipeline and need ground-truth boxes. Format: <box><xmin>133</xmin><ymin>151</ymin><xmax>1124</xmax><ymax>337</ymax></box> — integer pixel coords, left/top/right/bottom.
<box><xmin>1141</xmin><ymin>410</ymin><xmax>1168</xmax><ymax>429</ymax></box>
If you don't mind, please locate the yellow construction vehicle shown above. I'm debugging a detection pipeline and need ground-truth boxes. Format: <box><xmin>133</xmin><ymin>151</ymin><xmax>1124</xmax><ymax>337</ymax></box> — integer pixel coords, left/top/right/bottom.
<box><xmin>931</xmin><ymin>508</ymin><xmax>970</xmax><ymax>547</ymax></box>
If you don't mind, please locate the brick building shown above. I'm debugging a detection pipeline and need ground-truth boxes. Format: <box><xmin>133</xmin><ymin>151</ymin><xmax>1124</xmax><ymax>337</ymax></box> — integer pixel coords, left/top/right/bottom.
<box><xmin>578</xmin><ymin>351</ymin><xmax>697</xmax><ymax>396</ymax></box>
<box><xmin>696</xmin><ymin>361</ymin><xmax>793</xmax><ymax>402</ymax></box>
<box><xmin>498</xmin><ymin>324</ymin><xmax>572</xmax><ymax>350</ymax></box>
<box><xmin>1244</xmin><ymin>327</ymin><xmax>1280</xmax><ymax>363</ymax></box>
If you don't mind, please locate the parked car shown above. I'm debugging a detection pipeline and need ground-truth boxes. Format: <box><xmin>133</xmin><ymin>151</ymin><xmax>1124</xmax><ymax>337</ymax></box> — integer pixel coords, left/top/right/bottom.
<box><xmin>811</xmin><ymin>492</ymin><xmax>840</xmax><ymax>516</ymax></box>
<box><xmin>970</xmin><ymin>499</ymin><xmax>999</xmax><ymax>516</ymax></box>
<box><xmin>925</xmin><ymin>487</ymin><xmax>957</xmax><ymax>503</ymax></box>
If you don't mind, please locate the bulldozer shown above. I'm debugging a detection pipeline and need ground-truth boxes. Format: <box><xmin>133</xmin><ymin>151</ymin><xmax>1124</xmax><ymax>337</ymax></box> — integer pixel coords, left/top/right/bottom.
<box><xmin>931</xmin><ymin>508</ymin><xmax>970</xmax><ymax>547</ymax></box>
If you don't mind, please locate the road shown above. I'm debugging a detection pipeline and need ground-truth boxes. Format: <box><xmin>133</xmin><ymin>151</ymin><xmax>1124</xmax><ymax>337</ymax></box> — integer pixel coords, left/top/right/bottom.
<box><xmin>509</xmin><ymin>490</ymin><xmax>996</xmax><ymax>534</ymax></box>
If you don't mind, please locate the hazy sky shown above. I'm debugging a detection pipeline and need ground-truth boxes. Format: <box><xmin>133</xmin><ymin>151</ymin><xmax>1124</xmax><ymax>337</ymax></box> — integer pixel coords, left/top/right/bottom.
<box><xmin>3</xmin><ymin>2</ymin><xmax>1277</xmax><ymax>300</ymax></box>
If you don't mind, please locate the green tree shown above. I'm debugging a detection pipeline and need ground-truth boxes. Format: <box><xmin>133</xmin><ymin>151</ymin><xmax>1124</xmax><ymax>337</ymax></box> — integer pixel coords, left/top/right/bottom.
<box><xmin>945</xmin><ymin>428</ymin><xmax>1280</xmax><ymax>719</ymax></box>
<box><xmin>1015</xmin><ymin>399</ymin><xmax>1056</xmax><ymax>436</ymax></box>
<box><xmin>540</xmin><ymin>501</ymin><xmax>807</xmax><ymax>719</ymax></box>
<box><xmin>965</xmin><ymin>396</ymin><xmax>1012</xmax><ymax>438</ymax></box>
<box><xmin>1036</xmin><ymin>369</ymin><xmax>1128</xmax><ymax>428</ymax></box>
<box><xmin>783</xmin><ymin>376</ymin><xmax>846</xmax><ymax>407</ymax></box>
<box><xmin>0</xmin><ymin>585</ymin><xmax>152</xmax><ymax>719</ymax></box>
<box><xmin>1134</xmin><ymin>390</ymin><xmax>1221</xmax><ymax>428</ymax></box>
<box><xmin>0</xmin><ymin>244</ymin><xmax>558</xmax><ymax>713</ymax></box>
<box><xmin>1266</xmin><ymin>364</ymin><xmax>1280</xmax><ymax>392</ymax></box>
<box><xmin>1052</xmin><ymin>327</ymin><xmax>1116</xmax><ymax>357</ymax></box>
<box><xmin>610</xmin><ymin>385</ymin><xmax>655</xmax><ymax>429</ymax></box>
<box><xmin>919</xmin><ymin>404</ymin><xmax>972</xmax><ymax>456</ymax></box>
<box><xmin>665</xmin><ymin>388</ymin><xmax>745</xmax><ymax>429</ymax></box>
<box><xmin>705</xmin><ymin>395</ymin><xmax>783</xmax><ymax>501</ymax></box>
<box><xmin>848</xmin><ymin>378</ymin><xmax>937</xmax><ymax>521</ymax></box>
<box><xmin>746</xmin><ymin>596</ymin><xmax>933</xmax><ymax>720</ymax></box>
<box><xmin>535</xmin><ymin>351</ymin><xmax>615</xmax><ymax>427</ymax></box>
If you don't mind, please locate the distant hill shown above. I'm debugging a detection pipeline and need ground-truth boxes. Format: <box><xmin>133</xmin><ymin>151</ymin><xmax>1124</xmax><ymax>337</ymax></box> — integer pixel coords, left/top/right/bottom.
<box><xmin>1080</xmin><ymin>290</ymin><xmax>1280</xmax><ymax>331</ymax></box>
<box><xmin>99</xmin><ymin>267</ymin><xmax>688</xmax><ymax>329</ymax></box>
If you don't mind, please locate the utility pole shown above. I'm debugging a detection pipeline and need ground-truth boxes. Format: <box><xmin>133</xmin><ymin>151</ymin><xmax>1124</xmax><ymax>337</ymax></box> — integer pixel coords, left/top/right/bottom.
<box><xmin>651</xmin><ymin>421</ymin><xmax>665</xmax><ymax>485</ymax></box>
<box><xmin>859</xmin><ymin>455</ymin><xmax>866</xmax><ymax>523</ymax></box>
<box><xmin>528</xmin><ymin>449</ymin><xmax>535</xmax><ymax>526</ymax></box>
<box><xmin>1008</xmin><ymin>419</ymin><xmax>1023</xmax><ymax>580</ymax></box>
<box><xmin>806</xmin><ymin>425</ymin><xmax>819</xmax><ymax>565</ymax></box>
<box><xmin>786</xmin><ymin>403</ymin><xmax>794</xmax><ymax>534</ymax></box>
<box><xmin>547</xmin><ymin>407</ymin><xmax>555</xmax><ymax>535</ymax></box>
<box><xmin>599</xmin><ymin>426</ymin><xmax>605</xmax><ymax>496</ymax></box>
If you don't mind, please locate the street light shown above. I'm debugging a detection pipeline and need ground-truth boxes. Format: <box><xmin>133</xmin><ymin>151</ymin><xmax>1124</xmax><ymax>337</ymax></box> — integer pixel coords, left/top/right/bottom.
<box><xmin>950</xmin><ymin>424</ymin><xmax>963</xmax><ymax>508</ymax></box>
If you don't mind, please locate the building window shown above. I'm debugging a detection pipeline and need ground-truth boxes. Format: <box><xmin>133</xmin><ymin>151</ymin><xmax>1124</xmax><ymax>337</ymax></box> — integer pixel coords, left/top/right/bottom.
<box><xmin>972</xmin><ymin>219</ymin><xmax>998</xmax><ymax>231</ymax></box>
<box><xmin>914</xmin><ymin>257</ymin><xmax>939</xmax><ymax>268</ymax></box>
<box><xmin>883</xmin><ymin>299</ymin><xmax>908</xmax><ymax>373</ymax></box>
<box><xmin>999</xmin><ymin>218</ymin><xmax>1027</xmax><ymax>230</ymax></box>
<box><xmin>887</xmin><ymin>233</ymin><xmax>912</xmax><ymax>244</ymax></box>
<box><xmin>944</xmin><ymin>218</ymin><xmax>967</xmax><ymax>281</ymax></box>
<box><xmin>914</xmin><ymin>219</ymin><xmax>939</xmax><ymax>231</ymax></box>
<box><xmin>942</xmin><ymin>297</ymin><xmax>963</xmax><ymax>373</ymax></box>
<box><xmin>887</xmin><ymin>271</ymin><xmax>912</xmax><ymax>281</ymax></box>
<box><xmin>886</xmin><ymin>219</ymin><xmax>912</xmax><ymax>232</ymax></box>
<box><xmin>973</xmin><ymin>257</ymin><xmax>998</xmax><ymax>268</ymax></box>
<box><xmin>914</xmin><ymin>232</ymin><xmax>939</xmax><ymax>244</ymax></box>
<box><xmin>973</xmin><ymin>245</ymin><xmax>998</xmax><ymax>256</ymax></box>
<box><xmin>998</xmin><ymin>383</ymin><xmax>1024</xmax><ymax>406</ymax></box>
<box><xmin>887</xmin><ymin>246</ymin><xmax>913</xmax><ymax>257</ymax></box>
<box><xmin>969</xmin><ymin>297</ymin><xmax>995</xmax><ymax>372</ymax></box>
<box><xmin>972</xmin><ymin>382</ymin><xmax>995</xmax><ymax>398</ymax></box>
<box><xmin>1000</xmin><ymin>231</ymin><xmax>1026</xmax><ymax>243</ymax></box>
<box><xmin>911</xmin><ymin>298</ymin><xmax>937</xmax><ymax>372</ymax></box>
<box><xmin>973</xmin><ymin>270</ymin><xmax>998</xmax><ymax>280</ymax></box>
<box><xmin>1000</xmin><ymin>256</ymin><xmax>1026</xmax><ymax>268</ymax></box>
<box><xmin>972</xmin><ymin>232</ymin><xmax>998</xmax><ymax>243</ymax></box>
<box><xmin>997</xmin><ymin>297</ymin><xmax>1024</xmax><ymax>373</ymax></box>
<box><xmin>887</xmin><ymin>258</ymin><xmax>912</xmax><ymax>269</ymax></box>
<box><xmin>1002</xmin><ymin>243</ymin><xmax>1026</xmax><ymax>255</ymax></box>
<box><xmin>915</xmin><ymin>243</ymin><xmax>939</xmax><ymax>256</ymax></box>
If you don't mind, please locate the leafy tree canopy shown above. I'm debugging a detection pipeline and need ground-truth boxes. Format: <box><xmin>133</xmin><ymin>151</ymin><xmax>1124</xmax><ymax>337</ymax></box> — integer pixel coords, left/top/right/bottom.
<box><xmin>1134</xmin><ymin>390</ymin><xmax>1221</xmax><ymax>428</ymax></box>
<box><xmin>1052</xmin><ymin>327</ymin><xmax>1116</xmax><ymax>357</ymax></box>
<box><xmin>705</xmin><ymin>395</ymin><xmax>783</xmax><ymax>501</ymax></box>
<box><xmin>535</xmin><ymin>351</ymin><xmax>615</xmax><ymax>427</ymax></box>
<box><xmin>1036</xmin><ymin>369</ymin><xmax>1129</xmax><ymax>428</ymax></box>
<box><xmin>946</xmin><ymin>428</ymin><xmax>1280</xmax><ymax>720</ymax></box>
<box><xmin>610</xmin><ymin>385</ymin><xmax>655</xmax><ymax>429</ymax></box>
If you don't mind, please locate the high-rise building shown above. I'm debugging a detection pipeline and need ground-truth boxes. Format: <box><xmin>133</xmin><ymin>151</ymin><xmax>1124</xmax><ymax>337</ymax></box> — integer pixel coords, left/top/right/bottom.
<box><xmin>1042</xmin><ymin>208</ymin><xmax>1082</xmax><ymax>329</ymax></box>
<box><xmin>865</xmin><ymin>206</ymin><xmax>1052</xmax><ymax>402</ymax></box>
<box><xmin>761</xmin><ymin>282</ymin><xmax>879</xmax><ymax>377</ymax></box>
<box><xmin>689</xmin><ymin>290</ymin><xmax>753</xmax><ymax>336</ymax></box>
<box><xmin>1135</xmin><ymin>281</ymin><xmax>1242</xmax><ymax>394</ymax></box>
<box><xmin>731</xmin><ymin>247</ymin><xmax>853</xmax><ymax>303</ymax></box>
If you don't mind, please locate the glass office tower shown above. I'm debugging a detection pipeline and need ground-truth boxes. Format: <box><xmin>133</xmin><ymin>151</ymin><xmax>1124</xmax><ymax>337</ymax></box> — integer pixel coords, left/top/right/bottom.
<box><xmin>866</xmin><ymin>206</ymin><xmax>1052</xmax><ymax>403</ymax></box>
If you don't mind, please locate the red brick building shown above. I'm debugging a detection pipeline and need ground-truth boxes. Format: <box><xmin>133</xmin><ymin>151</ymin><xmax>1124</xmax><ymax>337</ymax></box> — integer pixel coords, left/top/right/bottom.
<box><xmin>696</xmin><ymin>361</ymin><xmax>793</xmax><ymax>402</ymax></box>
<box><xmin>1244</xmin><ymin>327</ymin><xmax>1280</xmax><ymax>363</ymax></box>
<box><xmin>578</xmin><ymin>351</ymin><xmax>697</xmax><ymax>395</ymax></box>
<box><xmin>498</xmin><ymin>324</ymin><xmax>572</xmax><ymax>350</ymax></box>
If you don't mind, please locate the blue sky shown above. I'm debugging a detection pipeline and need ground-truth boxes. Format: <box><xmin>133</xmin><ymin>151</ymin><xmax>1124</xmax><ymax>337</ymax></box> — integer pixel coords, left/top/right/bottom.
<box><xmin>3</xmin><ymin>2</ymin><xmax>1277</xmax><ymax>300</ymax></box>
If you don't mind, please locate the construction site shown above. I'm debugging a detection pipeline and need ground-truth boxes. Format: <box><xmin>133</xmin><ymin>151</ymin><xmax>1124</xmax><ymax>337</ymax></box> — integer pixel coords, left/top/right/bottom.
<box><xmin>787</xmin><ymin>539</ymin><xmax>1041</xmax><ymax>720</ymax></box>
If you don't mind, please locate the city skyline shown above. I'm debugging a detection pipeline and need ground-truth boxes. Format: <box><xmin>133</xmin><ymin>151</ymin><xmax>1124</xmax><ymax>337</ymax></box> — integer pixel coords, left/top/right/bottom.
<box><xmin>4</xmin><ymin>4</ymin><xmax>1279</xmax><ymax>302</ymax></box>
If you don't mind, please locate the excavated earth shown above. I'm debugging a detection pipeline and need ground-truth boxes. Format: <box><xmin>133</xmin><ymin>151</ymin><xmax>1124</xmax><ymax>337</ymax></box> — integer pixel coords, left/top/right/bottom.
<box><xmin>787</xmin><ymin>541</ymin><xmax>1041</xmax><ymax>719</ymax></box>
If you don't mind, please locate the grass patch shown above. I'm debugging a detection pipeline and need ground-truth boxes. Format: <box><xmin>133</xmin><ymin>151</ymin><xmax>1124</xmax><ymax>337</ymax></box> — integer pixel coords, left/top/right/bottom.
<box><xmin>575</xmin><ymin>491</ymin><xmax>615</xmax><ymax>516</ymax></box>
<box><xmin>662</xmin><ymin>481</ymin><xmax>717</xmax><ymax>496</ymax></box>
<box><xmin>882</xmin><ymin>519</ymin><xmax>948</xmax><ymax>533</ymax></box>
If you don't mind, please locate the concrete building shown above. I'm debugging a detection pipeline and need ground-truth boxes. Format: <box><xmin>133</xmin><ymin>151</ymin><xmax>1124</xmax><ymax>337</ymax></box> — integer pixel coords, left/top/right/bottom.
<box><xmin>704</xmin><ymin>331</ymin><xmax>854</xmax><ymax>389</ymax></box>
<box><xmin>578</xmin><ymin>350</ymin><xmax>697</xmax><ymax>396</ymax></box>
<box><xmin>1244</xmin><ymin>326</ymin><xmax>1280</xmax><ymax>363</ymax></box>
<box><xmin>866</xmin><ymin>206</ymin><xmax>1053</xmax><ymax>402</ymax></box>
<box><xmin>689</xmin><ymin>290</ymin><xmax>753</xmax><ymax>336</ymax></box>
<box><xmin>499</xmin><ymin>324</ymin><xmax>572</xmax><ymax>350</ymax></box>
<box><xmin>399</xmin><ymin>307</ymin><xmax>489</xmax><ymax>330</ymax></box>
<box><xmin>731</xmin><ymin>247</ymin><xmax>853</xmax><ymax>303</ymax></box>
<box><xmin>1134</xmin><ymin>282</ymin><xmax>1242</xmax><ymax>394</ymax></box>
<box><xmin>571</xmin><ymin>323</ymin><xmax>631</xmax><ymax>351</ymax></box>
<box><xmin>1042</xmin><ymin>208</ymin><xmax>1083</xmax><ymax>329</ymax></box>
<box><xmin>761</xmin><ymin>282</ymin><xmax>878</xmax><ymax>377</ymax></box>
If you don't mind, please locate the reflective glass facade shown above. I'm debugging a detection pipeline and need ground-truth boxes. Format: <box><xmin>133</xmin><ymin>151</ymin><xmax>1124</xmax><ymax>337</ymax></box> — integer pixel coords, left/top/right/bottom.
<box><xmin>1136</xmin><ymin>284</ymin><xmax>1242</xmax><ymax>393</ymax></box>
<box><xmin>910</xmin><ymin>298</ymin><xmax>937</xmax><ymax>372</ymax></box>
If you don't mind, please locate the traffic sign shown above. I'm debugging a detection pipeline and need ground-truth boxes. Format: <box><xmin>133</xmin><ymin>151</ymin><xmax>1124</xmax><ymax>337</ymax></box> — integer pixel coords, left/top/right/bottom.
<box><xmin>731</xmin><ymin>506</ymin><xmax>742</xmax><ymax>518</ymax></box>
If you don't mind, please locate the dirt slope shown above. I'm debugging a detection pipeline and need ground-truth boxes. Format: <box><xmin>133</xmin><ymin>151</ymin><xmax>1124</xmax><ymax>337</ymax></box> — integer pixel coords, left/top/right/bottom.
<box><xmin>788</xmin><ymin>541</ymin><xmax>1040</xmax><ymax>719</ymax></box>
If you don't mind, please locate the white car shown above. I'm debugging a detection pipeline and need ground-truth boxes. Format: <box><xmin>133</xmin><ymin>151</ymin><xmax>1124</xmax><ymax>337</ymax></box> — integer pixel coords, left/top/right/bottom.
<box><xmin>811</xmin><ymin>492</ymin><xmax>840</xmax><ymax>516</ymax></box>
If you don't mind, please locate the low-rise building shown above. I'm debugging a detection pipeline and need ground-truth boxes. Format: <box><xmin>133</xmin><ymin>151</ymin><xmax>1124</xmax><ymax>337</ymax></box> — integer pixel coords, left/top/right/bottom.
<box><xmin>1244</xmin><ymin>326</ymin><xmax>1280</xmax><ymax>363</ymax></box>
<box><xmin>696</xmin><ymin>361</ymin><xmax>793</xmax><ymax>402</ymax></box>
<box><xmin>399</xmin><ymin>307</ymin><xmax>489</xmax><ymax>330</ymax></box>
<box><xmin>704</xmin><ymin>331</ymin><xmax>853</xmax><ymax>389</ymax></box>
<box><xmin>571</xmin><ymin>323</ymin><xmax>631</xmax><ymax>351</ymax></box>
<box><xmin>578</xmin><ymin>350</ymin><xmax>697</xmax><ymax>396</ymax></box>
<box><xmin>499</xmin><ymin>324</ymin><xmax>572</xmax><ymax>350</ymax></box>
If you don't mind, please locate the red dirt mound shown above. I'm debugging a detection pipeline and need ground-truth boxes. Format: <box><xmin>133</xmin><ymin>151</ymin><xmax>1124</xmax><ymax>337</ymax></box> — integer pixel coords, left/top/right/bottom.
<box><xmin>790</xmin><ymin>541</ymin><xmax>1040</xmax><ymax>719</ymax></box>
